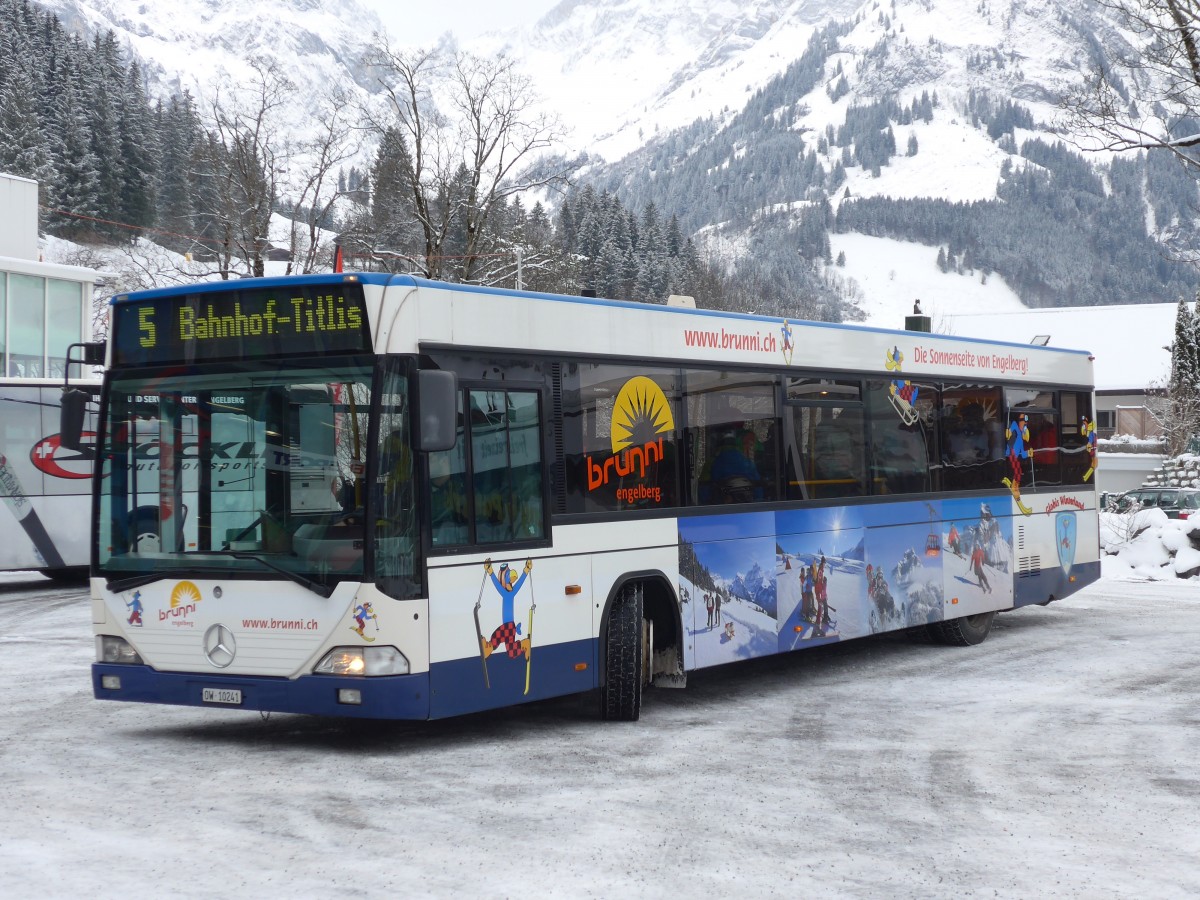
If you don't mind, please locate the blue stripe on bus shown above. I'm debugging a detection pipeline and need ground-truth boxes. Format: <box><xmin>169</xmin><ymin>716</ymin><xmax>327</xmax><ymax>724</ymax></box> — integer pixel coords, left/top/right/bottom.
<box><xmin>92</xmin><ymin>664</ymin><xmax>430</xmax><ymax>720</ymax></box>
<box><xmin>1012</xmin><ymin>559</ymin><xmax>1101</xmax><ymax>609</ymax></box>
<box><xmin>428</xmin><ymin>637</ymin><xmax>597</xmax><ymax>719</ymax></box>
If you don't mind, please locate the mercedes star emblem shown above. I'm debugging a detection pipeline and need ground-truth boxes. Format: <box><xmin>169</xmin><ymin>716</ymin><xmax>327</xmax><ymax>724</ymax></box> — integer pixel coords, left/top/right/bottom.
<box><xmin>203</xmin><ymin>624</ymin><xmax>236</xmax><ymax>668</ymax></box>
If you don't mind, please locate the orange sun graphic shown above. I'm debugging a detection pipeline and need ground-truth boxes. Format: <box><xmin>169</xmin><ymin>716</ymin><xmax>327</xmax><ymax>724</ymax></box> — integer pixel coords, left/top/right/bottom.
<box><xmin>610</xmin><ymin>377</ymin><xmax>675</xmax><ymax>453</ymax></box>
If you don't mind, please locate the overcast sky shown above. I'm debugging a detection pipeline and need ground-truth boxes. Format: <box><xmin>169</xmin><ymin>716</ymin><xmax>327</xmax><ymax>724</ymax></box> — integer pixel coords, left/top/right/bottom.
<box><xmin>361</xmin><ymin>0</ymin><xmax>559</xmax><ymax>46</ymax></box>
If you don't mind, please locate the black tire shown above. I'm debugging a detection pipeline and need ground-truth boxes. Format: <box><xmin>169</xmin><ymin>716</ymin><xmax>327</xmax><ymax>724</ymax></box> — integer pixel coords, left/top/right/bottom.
<box><xmin>601</xmin><ymin>581</ymin><xmax>644</xmax><ymax>721</ymax></box>
<box><xmin>935</xmin><ymin>611</ymin><xmax>995</xmax><ymax>646</ymax></box>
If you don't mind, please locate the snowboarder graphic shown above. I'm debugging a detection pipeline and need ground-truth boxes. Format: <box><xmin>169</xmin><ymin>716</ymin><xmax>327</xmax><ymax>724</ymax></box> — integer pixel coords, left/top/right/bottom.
<box><xmin>479</xmin><ymin>559</ymin><xmax>533</xmax><ymax>662</ymax></box>
<box><xmin>1003</xmin><ymin>413</ymin><xmax>1033</xmax><ymax>515</ymax></box>
<box><xmin>125</xmin><ymin>590</ymin><xmax>143</xmax><ymax>627</ymax></box>
<box><xmin>351</xmin><ymin>601</ymin><xmax>378</xmax><ymax>641</ymax></box>
<box><xmin>1082</xmin><ymin>414</ymin><xmax>1097</xmax><ymax>482</ymax></box>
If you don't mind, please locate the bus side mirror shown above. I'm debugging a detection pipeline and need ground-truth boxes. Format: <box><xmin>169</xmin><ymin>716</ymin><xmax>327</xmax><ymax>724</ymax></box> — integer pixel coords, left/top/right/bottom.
<box><xmin>418</xmin><ymin>370</ymin><xmax>458</xmax><ymax>452</ymax></box>
<box><xmin>60</xmin><ymin>388</ymin><xmax>90</xmax><ymax>451</ymax></box>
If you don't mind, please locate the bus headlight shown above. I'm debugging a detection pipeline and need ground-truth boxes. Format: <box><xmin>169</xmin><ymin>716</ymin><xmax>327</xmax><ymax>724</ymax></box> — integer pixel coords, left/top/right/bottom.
<box><xmin>314</xmin><ymin>646</ymin><xmax>409</xmax><ymax>677</ymax></box>
<box><xmin>97</xmin><ymin>635</ymin><xmax>143</xmax><ymax>665</ymax></box>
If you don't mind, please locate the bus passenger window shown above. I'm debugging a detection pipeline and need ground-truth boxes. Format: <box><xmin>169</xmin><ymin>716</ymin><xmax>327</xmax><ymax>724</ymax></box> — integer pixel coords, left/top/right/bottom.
<box><xmin>939</xmin><ymin>387</ymin><xmax>1004</xmax><ymax>491</ymax></box>
<box><xmin>428</xmin><ymin>408</ymin><xmax>468</xmax><ymax>548</ymax></box>
<box><xmin>866</xmin><ymin>379</ymin><xmax>937</xmax><ymax>495</ymax></box>
<box><xmin>708</xmin><ymin>427</ymin><xmax>764</xmax><ymax>503</ymax></box>
<box><xmin>811</xmin><ymin>408</ymin><xmax>866</xmax><ymax>498</ymax></box>
<box><xmin>468</xmin><ymin>388</ymin><xmax>546</xmax><ymax>545</ymax></box>
<box><xmin>1058</xmin><ymin>391</ymin><xmax>1094</xmax><ymax>485</ymax></box>
<box><xmin>684</xmin><ymin>370</ymin><xmax>777</xmax><ymax>506</ymax></box>
<box><xmin>1028</xmin><ymin>413</ymin><xmax>1061</xmax><ymax>486</ymax></box>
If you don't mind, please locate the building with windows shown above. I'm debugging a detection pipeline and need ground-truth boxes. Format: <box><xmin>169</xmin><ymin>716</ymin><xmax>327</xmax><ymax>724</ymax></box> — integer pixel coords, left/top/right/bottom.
<box><xmin>0</xmin><ymin>172</ymin><xmax>106</xmax><ymax>375</ymax></box>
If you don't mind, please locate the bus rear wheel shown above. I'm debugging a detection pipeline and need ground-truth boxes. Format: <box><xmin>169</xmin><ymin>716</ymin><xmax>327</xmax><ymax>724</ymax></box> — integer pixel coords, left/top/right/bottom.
<box><xmin>932</xmin><ymin>611</ymin><xmax>995</xmax><ymax>646</ymax></box>
<box><xmin>601</xmin><ymin>581</ymin><xmax>644</xmax><ymax>722</ymax></box>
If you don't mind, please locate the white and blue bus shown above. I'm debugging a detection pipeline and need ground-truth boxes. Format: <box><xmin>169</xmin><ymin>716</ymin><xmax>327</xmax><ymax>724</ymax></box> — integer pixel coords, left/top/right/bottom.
<box><xmin>82</xmin><ymin>274</ymin><xmax>1100</xmax><ymax>720</ymax></box>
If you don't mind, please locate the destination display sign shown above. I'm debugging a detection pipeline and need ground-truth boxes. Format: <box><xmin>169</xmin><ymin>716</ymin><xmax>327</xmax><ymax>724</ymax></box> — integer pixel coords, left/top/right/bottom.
<box><xmin>112</xmin><ymin>283</ymin><xmax>371</xmax><ymax>366</ymax></box>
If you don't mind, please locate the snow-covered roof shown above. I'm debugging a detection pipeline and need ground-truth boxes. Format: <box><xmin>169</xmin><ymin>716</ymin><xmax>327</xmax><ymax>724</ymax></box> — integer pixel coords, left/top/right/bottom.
<box><xmin>942</xmin><ymin>304</ymin><xmax>1177</xmax><ymax>393</ymax></box>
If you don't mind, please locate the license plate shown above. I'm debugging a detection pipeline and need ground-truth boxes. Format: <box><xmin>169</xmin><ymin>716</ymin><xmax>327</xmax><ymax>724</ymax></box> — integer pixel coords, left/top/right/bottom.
<box><xmin>201</xmin><ymin>687</ymin><xmax>242</xmax><ymax>705</ymax></box>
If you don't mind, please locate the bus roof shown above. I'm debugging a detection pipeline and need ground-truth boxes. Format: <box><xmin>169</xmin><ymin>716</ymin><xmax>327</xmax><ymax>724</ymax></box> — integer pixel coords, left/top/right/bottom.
<box><xmin>107</xmin><ymin>273</ymin><xmax>1094</xmax><ymax>361</ymax></box>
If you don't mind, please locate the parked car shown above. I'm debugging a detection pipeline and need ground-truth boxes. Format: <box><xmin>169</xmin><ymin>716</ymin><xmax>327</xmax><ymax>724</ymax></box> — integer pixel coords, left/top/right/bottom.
<box><xmin>1115</xmin><ymin>487</ymin><xmax>1200</xmax><ymax>520</ymax></box>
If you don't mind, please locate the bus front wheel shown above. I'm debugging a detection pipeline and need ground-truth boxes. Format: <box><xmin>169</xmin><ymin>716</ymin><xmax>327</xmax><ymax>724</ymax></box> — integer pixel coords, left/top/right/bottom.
<box><xmin>932</xmin><ymin>611</ymin><xmax>995</xmax><ymax>646</ymax></box>
<box><xmin>601</xmin><ymin>581</ymin><xmax>644</xmax><ymax>722</ymax></box>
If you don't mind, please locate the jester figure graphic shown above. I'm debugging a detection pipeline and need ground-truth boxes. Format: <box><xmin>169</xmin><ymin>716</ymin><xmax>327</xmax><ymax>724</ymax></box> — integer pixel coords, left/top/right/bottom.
<box><xmin>1003</xmin><ymin>413</ymin><xmax>1033</xmax><ymax>515</ymax></box>
<box><xmin>1082</xmin><ymin>414</ymin><xmax>1097</xmax><ymax>482</ymax></box>
<box><xmin>351</xmin><ymin>601</ymin><xmax>378</xmax><ymax>641</ymax></box>
<box><xmin>125</xmin><ymin>590</ymin><xmax>143</xmax><ymax>627</ymax></box>
<box><xmin>888</xmin><ymin>378</ymin><xmax>920</xmax><ymax>425</ymax></box>
<box><xmin>480</xmin><ymin>558</ymin><xmax>533</xmax><ymax>661</ymax></box>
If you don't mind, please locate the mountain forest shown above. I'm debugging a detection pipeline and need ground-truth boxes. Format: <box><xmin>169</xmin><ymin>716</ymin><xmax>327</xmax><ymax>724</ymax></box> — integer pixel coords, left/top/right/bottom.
<box><xmin>3</xmin><ymin>0</ymin><xmax>1200</xmax><ymax>319</ymax></box>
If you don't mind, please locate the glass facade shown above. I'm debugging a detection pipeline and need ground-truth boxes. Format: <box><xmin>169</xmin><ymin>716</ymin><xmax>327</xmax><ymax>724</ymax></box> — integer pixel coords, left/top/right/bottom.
<box><xmin>0</xmin><ymin>271</ymin><xmax>85</xmax><ymax>378</ymax></box>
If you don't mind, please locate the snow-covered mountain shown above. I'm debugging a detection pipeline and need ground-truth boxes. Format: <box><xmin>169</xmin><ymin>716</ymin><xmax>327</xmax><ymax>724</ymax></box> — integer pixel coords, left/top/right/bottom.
<box><xmin>26</xmin><ymin>0</ymin><xmax>1200</xmax><ymax>313</ymax></box>
<box><xmin>728</xmin><ymin>559</ymin><xmax>777</xmax><ymax>616</ymax></box>
<box><xmin>479</xmin><ymin>0</ymin><xmax>866</xmax><ymax>160</ymax></box>
<box><xmin>34</xmin><ymin>0</ymin><xmax>385</xmax><ymax>125</ymax></box>
<box><xmin>487</xmin><ymin>0</ymin><xmax>1129</xmax><ymax>165</ymax></box>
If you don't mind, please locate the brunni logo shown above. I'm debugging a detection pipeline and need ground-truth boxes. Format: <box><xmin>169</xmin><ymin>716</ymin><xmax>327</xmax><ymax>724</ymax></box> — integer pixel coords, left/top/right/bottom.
<box><xmin>586</xmin><ymin>376</ymin><xmax>674</xmax><ymax>504</ymax></box>
<box><xmin>160</xmin><ymin>580</ymin><xmax>203</xmax><ymax>623</ymax></box>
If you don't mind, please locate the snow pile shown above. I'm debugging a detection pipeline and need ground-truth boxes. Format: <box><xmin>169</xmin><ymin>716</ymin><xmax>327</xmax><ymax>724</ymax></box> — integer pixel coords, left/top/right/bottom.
<box><xmin>1100</xmin><ymin>509</ymin><xmax>1200</xmax><ymax>581</ymax></box>
<box><xmin>1099</xmin><ymin>434</ymin><xmax>1166</xmax><ymax>454</ymax></box>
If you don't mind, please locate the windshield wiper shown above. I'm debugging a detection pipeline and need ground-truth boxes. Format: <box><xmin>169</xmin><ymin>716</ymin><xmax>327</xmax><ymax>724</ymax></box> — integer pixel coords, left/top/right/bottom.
<box><xmin>106</xmin><ymin>572</ymin><xmax>169</xmax><ymax>593</ymax></box>
<box><xmin>106</xmin><ymin>556</ymin><xmax>336</xmax><ymax>599</ymax></box>
<box><xmin>229</xmin><ymin>552</ymin><xmax>334</xmax><ymax>598</ymax></box>
<box><xmin>106</xmin><ymin>562</ymin><xmax>248</xmax><ymax>594</ymax></box>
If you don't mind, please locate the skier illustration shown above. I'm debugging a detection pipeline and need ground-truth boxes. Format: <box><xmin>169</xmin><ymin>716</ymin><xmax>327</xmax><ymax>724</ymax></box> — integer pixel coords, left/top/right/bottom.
<box><xmin>705</xmin><ymin>593</ymin><xmax>715</xmax><ymax>630</ymax></box>
<box><xmin>1082</xmin><ymin>414</ymin><xmax>1097</xmax><ymax>482</ymax></box>
<box><xmin>970</xmin><ymin>543</ymin><xmax>991</xmax><ymax>593</ymax></box>
<box><xmin>125</xmin><ymin>590</ymin><xmax>143</xmax><ymax>627</ymax></box>
<box><xmin>479</xmin><ymin>559</ymin><xmax>533</xmax><ymax>661</ymax></box>
<box><xmin>781</xmin><ymin>320</ymin><xmax>794</xmax><ymax>365</ymax></box>
<box><xmin>1003</xmin><ymin>413</ymin><xmax>1033</xmax><ymax>515</ymax></box>
<box><xmin>351</xmin><ymin>601</ymin><xmax>378</xmax><ymax>641</ymax></box>
<box><xmin>947</xmin><ymin>523</ymin><xmax>961</xmax><ymax>556</ymax></box>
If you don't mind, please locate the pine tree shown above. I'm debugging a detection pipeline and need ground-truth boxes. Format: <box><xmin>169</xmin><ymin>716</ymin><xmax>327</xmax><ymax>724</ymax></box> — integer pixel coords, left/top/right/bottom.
<box><xmin>154</xmin><ymin>93</ymin><xmax>201</xmax><ymax>254</ymax></box>
<box><xmin>0</xmin><ymin>44</ymin><xmax>51</xmax><ymax>186</ymax></box>
<box><xmin>86</xmin><ymin>32</ymin><xmax>124</xmax><ymax>238</ymax></box>
<box><xmin>117</xmin><ymin>62</ymin><xmax>156</xmax><ymax>239</ymax></box>
<box><xmin>1167</xmin><ymin>295</ymin><xmax>1200</xmax><ymax>455</ymax></box>
<box><xmin>45</xmin><ymin>59</ymin><xmax>101</xmax><ymax>239</ymax></box>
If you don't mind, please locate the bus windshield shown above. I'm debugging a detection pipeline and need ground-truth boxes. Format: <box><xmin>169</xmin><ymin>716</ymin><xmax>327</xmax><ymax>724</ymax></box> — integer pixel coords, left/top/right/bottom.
<box><xmin>96</xmin><ymin>358</ymin><xmax>390</xmax><ymax>594</ymax></box>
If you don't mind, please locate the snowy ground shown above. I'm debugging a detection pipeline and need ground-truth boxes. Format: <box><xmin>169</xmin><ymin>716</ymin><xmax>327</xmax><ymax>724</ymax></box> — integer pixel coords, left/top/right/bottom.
<box><xmin>1</xmin><ymin>566</ymin><xmax>1198</xmax><ymax>898</ymax></box>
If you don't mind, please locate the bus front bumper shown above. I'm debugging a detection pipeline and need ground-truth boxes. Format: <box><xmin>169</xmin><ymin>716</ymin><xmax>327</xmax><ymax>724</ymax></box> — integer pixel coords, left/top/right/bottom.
<box><xmin>92</xmin><ymin>664</ymin><xmax>431</xmax><ymax>720</ymax></box>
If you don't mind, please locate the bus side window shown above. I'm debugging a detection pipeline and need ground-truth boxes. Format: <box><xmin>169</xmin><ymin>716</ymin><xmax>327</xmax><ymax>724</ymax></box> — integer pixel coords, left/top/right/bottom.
<box><xmin>811</xmin><ymin>408</ymin><xmax>866</xmax><ymax>498</ymax></box>
<box><xmin>867</xmin><ymin>380</ymin><xmax>937</xmax><ymax>495</ymax></box>
<box><xmin>428</xmin><ymin>395</ymin><xmax>468</xmax><ymax>548</ymax></box>
<box><xmin>469</xmin><ymin>388</ymin><xmax>546</xmax><ymax>545</ymax></box>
